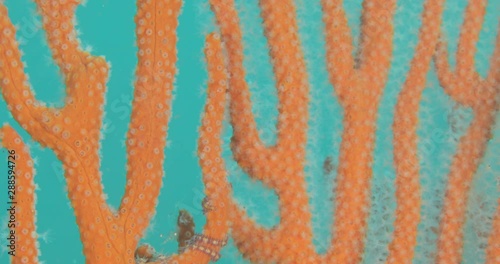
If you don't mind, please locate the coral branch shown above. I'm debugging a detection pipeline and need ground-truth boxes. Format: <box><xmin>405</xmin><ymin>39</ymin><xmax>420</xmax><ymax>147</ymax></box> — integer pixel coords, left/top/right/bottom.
<box><xmin>210</xmin><ymin>0</ymin><xmax>399</xmax><ymax>262</ymax></box>
<box><xmin>210</xmin><ymin>0</ymin><xmax>315</xmax><ymax>262</ymax></box>
<box><xmin>358</xmin><ymin>0</ymin><xmax>396</xmax><ymax>82</ymax></box>
<box><xmin>1</xmin><ymin>0</ymin><xmax>233</xmax><ymax>262</ymax></box>
<box><xmin>389</xmin><ymin>0</ymin><xmax>445</xmax><ymax>263</ymax></box>
<box><xmin>1</xmin><ymin>0</ymin><xmax>183</xmax><ymax>262</ymax></box>
<box><xmin>0</xmin><ymin>2</ymin><xmax>63</xmax><ymax>142</ymax></box>
<box><xmin>0</xmin><ymin>125</ymin><xmax>39</xmax><ymax>264</ymax></box>
<box><xmin>118</xmin><ymin>0</ymin><xmax>182</xmax><ymax>252</ymax></box>
<box><xmin>1</xmin><ymin>0</ymin><xmax>496</xmax><ymax>263</ymax></box>
<box><xmin>433</xmin><ymin>1</ymin><xmax>499</xmax><ymax>262</ymax></box>
<box><xmin>321</xmin><ymin>0</ymin><xmax>355</xmax><ymax>92</ymax></box>
<box><xmin>195</xmin><ymin>33</ymin><xmax>230</xmax><ymax>243</ymax></box>
<box><xmin>258</xmin><ymin>0</ymin><xmax>309</xmax><ymax>150</ymax></box>
<box><xmin>209</xmin><ymin>0</ymin><xmax>270</xmax><ymax>172</ymax></box>
<box><xmin>434</xmin><ymin>0</ymin><xmax>489</xmax><ymax>108</ymax></box>
<box><xmin>0</xmin><ymin>7</ymin><xmax>111</xmax><ymax>258</ymax></box>
<box><xmin>323</xmin><ymin>1</ymin><xmax>396</xmax><ymax>262</ymax></box>
<box><xmin>157</xmin><ymin>32</ymin><xmax>231</xmax><ymax>264</ymax></box>
<box><xmin>33</xmin><ymin>0</ymin><xmax>86</xmax><ymax>75</ymax></box>
<box><xmin>454</xmin><ymin>0</ymin><xmax>487</xmax><ymax>81</ymax></box>
<box><xmin>434</xmin><ymin>40</ymin><xmax>458</xmax><ymax>96</ymax></box>
<box><xmin>437</xmin><ymin>103</ymin><xmax>498</xmax><ymax>263</ymax></box>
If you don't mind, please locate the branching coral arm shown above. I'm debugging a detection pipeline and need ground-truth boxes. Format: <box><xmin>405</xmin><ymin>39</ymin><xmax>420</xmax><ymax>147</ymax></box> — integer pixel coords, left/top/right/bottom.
<box><xmin>209</xmin><ymin>0</ymin><xmax>269</xmax><ymax>172</ymax></box>
<box><xmin>195</xmin><ymin>32</ymin><xmax>230</xmax><ymax>246</ymax></box>
<box><xmin>434</xmin><ymin>0</ymin><xmax>488</xmax><ymax>107</ymax></box>
<box><xmin>322</xmin><ymin>0</ymin><xmax>396</xmax><ymax>263</ymax></box>
<box><xmin>31</xmin><ymin>0</ymin><xmax>110</xmax><ymax>128</ymax></box>
<box><xmin>434</xmin><ymin>0</ymin><xmax>499</xmax><ymax>262</ymax></box>
<box><xmin>0</xmin><ymin>0</ymin><xmax>93</xmax><ymax>127</ymax></box>
<box><xmin>454</xmin><ymin>0</ymin><xmax>487</xmax><ymax>81</ymax></box>
<box><xmin>0</xmin><ymin>2</ymin><xmax>114</xmax><ymax>262</ymax></box>
<box><xmin>118</xmin><ymin>0</ymin><xmax>182</xmax><ymax>252</ymax></box>
<box><xmin>210</xmin><ymin>0</ymin><xmax>314</xmax><ymax>263</ymax></box>
<box><xmin>436</xmin><ymin>92</ymin><xmax>498</xmax><ymax>264</ymax></box>
<box><xmin>388</xmin><ymin>0</ymin><xmax>445</xmax><ymax>263</ymax></box>
<box><xmin>258</xmin><ymin>0</ymin><xmax>309</xmax><ymax>150</ymax></box>
<box><xmin>33</xmin><ymin>0</ymin><xmax>85</xmax><ymax>75</ymax></box>
<box><xmin>434</xmin><ymin>40</ymin><xmax>457</xmax><ymax>93</ymax></box>
<box><xmin>147</xmin><ymin>32</ymin><xmax>231</xmax><ymax>264</ymax></box>
<box><xmin>0</xmin><ymin>125</ymin><xmax>39</xmax><ymax>264</ymax></box>
<box><xmin>210</xmin><ymin>0</ymin><xmax>309</xmax><ymax>183</ymax></box>
<box><xmin>358</xmin><ymin>0</ymin><xmax>396</xmax><ymax>85</ymax></box>
<box><xmin>210</xmin><ymin>0</ymin><xmax>311</xmax><ymax>193</ymax></box>
<box><xmin>1</xmin><ymin>0</ymin><xmax>182</xmax><ymax>262</ymax></box>
<box><xmin>2</xmin><ymin>0</ymin><xmax>110</xmax><ymax>141</ymax></box>
<box><xmin>321</xmin><ymin>0</ymin><xmax>355</xmax><ymax>93</ymax></box>
<box><xmin>0</xmin><ymin>3</ymin><xmax>61</xmax><ymax>144</ymax></box>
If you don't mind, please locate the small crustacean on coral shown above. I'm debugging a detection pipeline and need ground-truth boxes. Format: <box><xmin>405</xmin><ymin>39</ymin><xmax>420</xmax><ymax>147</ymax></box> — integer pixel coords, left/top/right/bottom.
<box><xmin>177</xmin><ymin>210</ymin><xmax>196</xmax><ymax>253</ymax></box>
<box><xmin>135</xmin><ymin>244</ymin><xmax>156</xmax><ymax>263</ymax></box>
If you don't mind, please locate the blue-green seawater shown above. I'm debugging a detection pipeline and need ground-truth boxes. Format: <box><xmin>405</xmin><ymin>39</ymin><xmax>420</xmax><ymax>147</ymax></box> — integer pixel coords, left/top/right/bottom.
<box><xmin>0</xmin><ymin>0</ymin><xmax>499</xmax><ymax>263</ymax></box>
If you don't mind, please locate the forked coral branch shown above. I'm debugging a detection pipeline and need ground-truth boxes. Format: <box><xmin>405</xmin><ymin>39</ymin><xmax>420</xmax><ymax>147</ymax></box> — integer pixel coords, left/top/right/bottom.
<box><xmin>136</xmin><ymin>32</ymin><xmax>231</xmax><ymax>264</ymax></box>
<box><xmin>1</xmin><ymin>0</ymin><xmax>498</xmax><ymax>263</ymax></box>
<box><xmin>389</xmin><ymin>0</ymin><xmax>445</xmax><ymax>262</ymax></box>
<box><xmin>210</xmin><ymin>0</ymin><xmax>314</xmax><ymax>262</ymax></box>
<box><xmin>322</xmin><ymin>1</ymin><xmax>397</xmax><ymax>262</ymax></box>
<box><xmin>0</xmin><ymin>0</ymin><xmax>230</xmax><ymax>263</ymax></box>
<box><xmin>433</xmin><ymin>0</ymin><xmax>500</xmax><ymax>262</ymax></box>
<box><xmin>208</xmin><ymin>0</ymin><xmax>445</xmax><ymax>263</ymax></box>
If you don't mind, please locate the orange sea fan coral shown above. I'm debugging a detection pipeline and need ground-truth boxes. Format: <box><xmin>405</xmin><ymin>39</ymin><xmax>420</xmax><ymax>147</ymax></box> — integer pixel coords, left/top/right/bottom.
<box><xmin>0</xmin><ymin>0</ymin><xmax>230</xmax><ymax>263</ymax></box>
<box><xmin>433</xmin><ymin>1</ymin><xmax>500</xmax><ymax>263</ymax></box>
<box><xmin>389</xmin><ymin>0</ymin><xmax>445</xmax><ymax>262</ymax></box>
<box><xmin>208</xmin><ymin>0</ymin><xmax>499</xmax><ymax>263</ymax></box>
<box><xmin>1</xmin><ymin>0</ymin><xmax>499</xmax><ymax>263</ymax></box>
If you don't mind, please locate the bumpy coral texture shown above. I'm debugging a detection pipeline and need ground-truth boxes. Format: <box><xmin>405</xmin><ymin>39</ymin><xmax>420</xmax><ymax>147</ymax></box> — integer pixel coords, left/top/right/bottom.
<box><xmin>208</xmin><ymin>0</ymin><xmax>499</xmax><ymax>263</ymax></box>
<box><xmin>0</xmin><ymin>0</ymin><xmax>230</xmax><ymax>263</ymax></box>
<box><xmin>1</xmin><ymin>0</ymin><xmax>499</xmax><ymax>263</ymax></box>
<box><xmin>433</xmin><ymin>1</ymin><xmax>500</xmax><ymax>263</ymax></box>
<box><xmin>0</xmin><ymin>126</ymin><xmax>38</xmax><ymax>264</ymax></box>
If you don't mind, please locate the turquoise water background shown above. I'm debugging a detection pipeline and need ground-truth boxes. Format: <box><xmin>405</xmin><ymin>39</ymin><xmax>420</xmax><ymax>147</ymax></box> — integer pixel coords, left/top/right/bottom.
<box><xmin>0</xmin><ymin>0</ymin><xmax>499</xmax><ymax>263</ymax></box>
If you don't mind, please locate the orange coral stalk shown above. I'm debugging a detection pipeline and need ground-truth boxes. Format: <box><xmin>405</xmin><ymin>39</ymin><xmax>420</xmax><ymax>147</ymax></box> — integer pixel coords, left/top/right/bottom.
<box><xmin>138</xmin><ymin>33</ymin><xmax>230</xmax><ymax>264</ymax></box>
<box><xmin>33</xmin><ymin>0</ymin><xmax>87</xmax><ymax>75</ymax></box>
<box><xmin>210</xmin><ymin>0</ymin><xmax>314</xmax><ymax>263</ymax></box>
<box><xmin>211</xmin><ymin>0</ymin><xmax>439</xmax><ymax>263</ymax></box>
<box><xmin>120</xmin><ymin>0</ymin><xmax>183</xmax><ymax>248</ymax></box>
<box><xmin>0</xmin><ymin>125</ymin><xmax>39</xmax><ymax>264</ymax></box>
<box><xmin>156</xmin><ymin>32</ymin><xmax>231</xmax><ymax>264</ymax></box>
<box><xmin>0</xmin><ymin>0</ymin><xmax>199</xmax><ymax>262</ymax></box>
<box><xmin>433</xmin><ymin>0</ymin><xmax>500</xmax><ymax>263</ymax></box>
<box><xmin>389</xmin><ymin>0</ymin><xmax>445</xmax><ymax>263</ymax></box>
<box><xmin>2</xmin><ymin>3</ymin><xmax>231</xmax><ymax>262</ymax></box>
<box><xmin>0</xmin><ymin>7</ymin><xmax>112</xmax><ymax>261</ymax></box>
<box><xmin>322</xmin><ymin>0</ymin><xmax>396</xmax><ymax>262</ymax></box>
<box><xmin>321</xmin><ymin>0</ymin><xmax>355</xmax><ymax>90</ymax></box>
